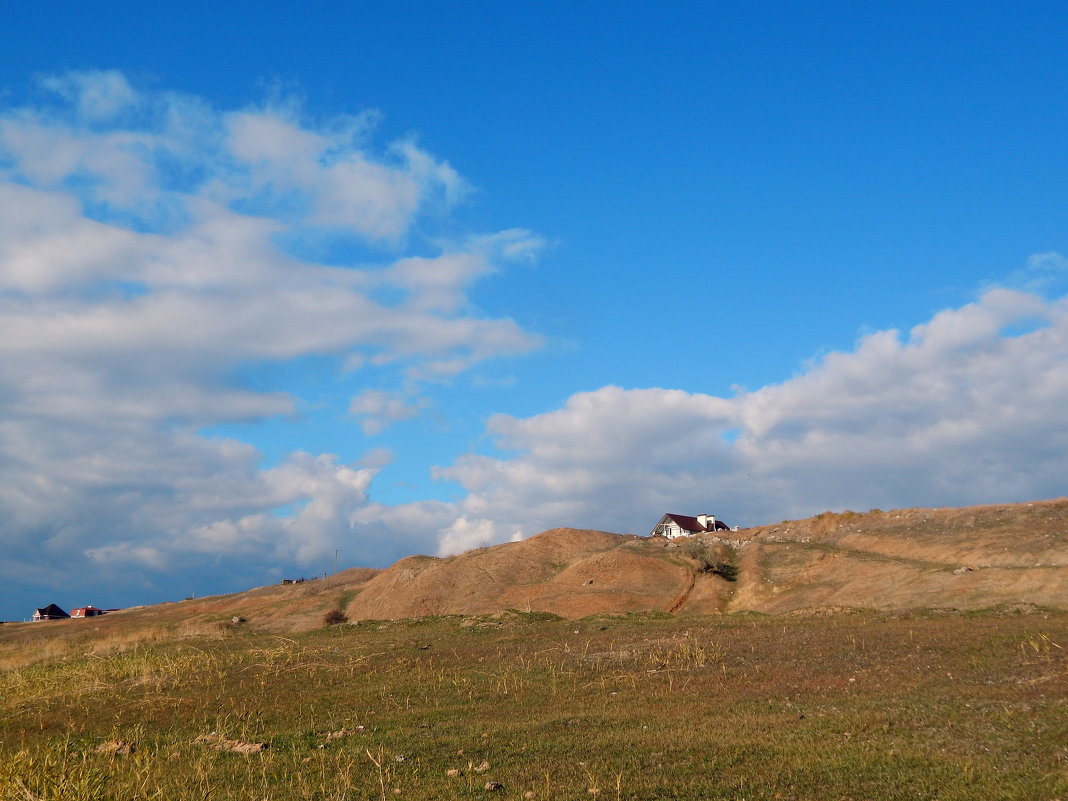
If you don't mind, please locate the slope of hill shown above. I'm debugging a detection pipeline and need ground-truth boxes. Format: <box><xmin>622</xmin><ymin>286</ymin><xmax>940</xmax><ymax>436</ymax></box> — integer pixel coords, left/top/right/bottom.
<box><xmin>732</xmin><ymin>500</ymin><xmax>1068</xmax><ymax>613</ymax></box>
<box><xmin>342</xmin><ymin>527</ymin><xmax>732</xmax><ymax>620</ymax></box>
<box><xmin>340</xmin><ymin>498</ymin><xmax>1068</xmax><ymax>621</ymax></box>
<box><xmin>3</xmin><ymin>499</ymin><xmax>1066</xmax><ymax>656</ymax></box>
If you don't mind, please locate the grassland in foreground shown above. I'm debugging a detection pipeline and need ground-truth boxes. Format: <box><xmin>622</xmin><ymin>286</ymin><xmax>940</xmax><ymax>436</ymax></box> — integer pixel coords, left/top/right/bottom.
<box><xmin>1</xmin><ymin>608</ymin><xmax>1066</xmax><ymax>801</ymax></box>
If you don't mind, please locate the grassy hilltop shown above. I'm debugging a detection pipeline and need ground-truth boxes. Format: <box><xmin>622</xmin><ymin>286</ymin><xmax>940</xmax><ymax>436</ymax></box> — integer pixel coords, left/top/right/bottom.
<box><xmin>1</xmin><ymin>499</ymin><xmax>1067</xmax><ymax>800</ymax></box>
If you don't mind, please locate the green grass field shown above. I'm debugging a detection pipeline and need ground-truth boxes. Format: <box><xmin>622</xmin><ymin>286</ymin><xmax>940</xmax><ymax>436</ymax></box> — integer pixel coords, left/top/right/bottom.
<box><xmin>2</xmin><ymin>608</ymin><xmax>1066</xmax><ymax>800</ymax></box>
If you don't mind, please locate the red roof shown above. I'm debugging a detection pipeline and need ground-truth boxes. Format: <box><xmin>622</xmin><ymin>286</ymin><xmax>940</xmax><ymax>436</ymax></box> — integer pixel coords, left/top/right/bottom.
<box><xmin>70</xmin><ymin>606</ymin><xmax>107</xmax><ymax>617</ymax></box>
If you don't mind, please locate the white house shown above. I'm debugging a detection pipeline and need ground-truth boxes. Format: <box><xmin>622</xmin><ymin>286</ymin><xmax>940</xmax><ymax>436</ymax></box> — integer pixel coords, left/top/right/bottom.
<box><xmin>650</xmin><ymin>513</ymin><xmax>731</xmax><ymax>539</ymax></box>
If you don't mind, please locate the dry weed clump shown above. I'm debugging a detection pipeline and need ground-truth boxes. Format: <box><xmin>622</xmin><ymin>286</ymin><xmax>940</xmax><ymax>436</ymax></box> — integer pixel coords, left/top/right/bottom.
<box><xmin>1018</xmin><ymin>631</ymin><xmax>1063</xmax><ymax>658</ymax></box>
<box><xmin>192</xmin><ymin>732</ymin><xmax>269</xmax><ymax>753</ymax></box>
<box><xmin>323</xmin><ymin>607</ymin><xmax>349</xmax><ymax>626</ymax></box>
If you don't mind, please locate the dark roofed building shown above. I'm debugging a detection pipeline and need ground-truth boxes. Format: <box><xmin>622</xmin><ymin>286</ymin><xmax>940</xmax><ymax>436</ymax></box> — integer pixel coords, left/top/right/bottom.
<box><xmin>32</xmin><ymin>603</ymin><xmax>70</xmax><ymax>621</ymax></box>
<box><xmin>650</xmin><ymin>513</ymin><xmax>731</xmax><ymax>539</ymax></box>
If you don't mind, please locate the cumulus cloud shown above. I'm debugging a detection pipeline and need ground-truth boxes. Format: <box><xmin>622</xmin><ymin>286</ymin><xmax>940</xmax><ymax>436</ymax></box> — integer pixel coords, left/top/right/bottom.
<box><xmin>397</xmin><ymin>286</ymin><xmax>1068</xmax><ymax>554</ymax></box>
<box><xmin>0</xmin><ymin>71</ymin><xmax>541</xmax><ymax>611</ymax></box>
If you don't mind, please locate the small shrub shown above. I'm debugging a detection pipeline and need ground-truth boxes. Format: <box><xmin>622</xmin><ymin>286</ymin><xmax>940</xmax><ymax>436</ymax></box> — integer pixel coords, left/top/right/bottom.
<box><xmin>681</xmin><ymin>540</ymin><xmax>738</xmax><ymax>581</ymax></box>
<box><xmin>323</xmin><ymin>608</ymin><xmax>348</xmax><ymax>626</ymax></box>
<box><xmin>711</xmin><ymin>562</ymin><xmax>739</xmax><ymax>582</ymax></box>
<box><xmin>680</xmin><ymin>539</ymin><xmax>714</xmax><ymax>568</ymax></box>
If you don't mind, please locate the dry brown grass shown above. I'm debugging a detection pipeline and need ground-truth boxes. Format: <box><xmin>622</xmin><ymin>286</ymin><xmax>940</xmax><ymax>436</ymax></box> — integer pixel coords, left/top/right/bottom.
<box><xmin>2</xmin><ymin>609</ymin><xmax>1067</xmax><ymax>799</ymax></box>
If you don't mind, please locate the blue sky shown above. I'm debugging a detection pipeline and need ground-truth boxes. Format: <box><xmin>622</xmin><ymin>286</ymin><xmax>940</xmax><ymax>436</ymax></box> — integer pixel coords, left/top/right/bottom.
<box><xmin>2</xmin><ymin>2</ymin><xmax>1067</xmax><ymax>621</ymax></box>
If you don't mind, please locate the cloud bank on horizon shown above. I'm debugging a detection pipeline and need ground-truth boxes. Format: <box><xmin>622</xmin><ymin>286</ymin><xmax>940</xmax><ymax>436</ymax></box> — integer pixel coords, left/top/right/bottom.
<box><xmin>2</xmin><ymin>72</ymin><xmax>1066</xmax><ymax>614</ymax></box>
<box><xmin>420</xmin><ymin>283</ymin><xmax>1068</xmax><ymax>554</ymax></box>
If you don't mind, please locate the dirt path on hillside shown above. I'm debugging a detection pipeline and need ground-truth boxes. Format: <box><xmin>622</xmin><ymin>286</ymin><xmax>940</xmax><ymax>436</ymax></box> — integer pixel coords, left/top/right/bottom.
<box><xmin>668</xmin><ymin>570</ymin><xmax>697</xmax><ymax>613</ymax></box>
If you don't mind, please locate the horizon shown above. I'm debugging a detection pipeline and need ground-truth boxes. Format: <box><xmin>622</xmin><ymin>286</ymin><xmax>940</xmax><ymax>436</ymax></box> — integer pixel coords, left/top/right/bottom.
<box><xmin>2</xmin><ymin>2</ymin><xmax>1067</xmax><ymax>621</ymax></box>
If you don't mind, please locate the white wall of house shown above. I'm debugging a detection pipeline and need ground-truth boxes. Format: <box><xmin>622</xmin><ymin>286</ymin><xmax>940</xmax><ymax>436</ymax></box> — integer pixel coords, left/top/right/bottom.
<box><xmin>652</xmin><ymin>516</ymin><xmax>693</xmax><ymax>539</ymax></box>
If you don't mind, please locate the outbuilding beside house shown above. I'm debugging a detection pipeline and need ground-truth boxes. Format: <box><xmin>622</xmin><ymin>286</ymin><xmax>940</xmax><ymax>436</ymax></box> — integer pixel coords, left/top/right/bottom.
<box><xmin>70</xmin><ymin>606</ymin><xmax>107</xmax><ymax>618</ymax></box>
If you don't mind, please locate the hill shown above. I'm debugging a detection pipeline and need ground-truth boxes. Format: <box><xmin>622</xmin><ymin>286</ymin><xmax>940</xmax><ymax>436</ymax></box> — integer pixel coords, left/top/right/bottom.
<box><xmin>340</xmin><ymin>498</ymin><xmax>1068</xmax><ymax>620</ymax></box>
<box><xmin>2</xmin><ymin>499</ymin><xmax>1066</xmax><ymax>655</ymax></box>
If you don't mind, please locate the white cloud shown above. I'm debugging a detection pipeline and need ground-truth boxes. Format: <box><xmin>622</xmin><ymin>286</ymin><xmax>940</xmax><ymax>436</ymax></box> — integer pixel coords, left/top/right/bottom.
<box><xmin>437</xmin><ymin>515</ymin><xmax>502</xmax><ymax>555</ymax></box>
<box><xmin>0</xmin><ymin>71</ymin><xmax>544</xmax><ymax>610</ymax></box>
<box><xmin>39</xmin><ymin>70</ymin><xmax>140</xmax><ymax>120</ymax></box>
<box><xmin>401</xmin><ymin>285</ymin><xmax>1068</xmax><ymax>549</ymax></box>
<box><xmin>225</xmin><ymin>109</ymin><xmax>449</xmax><ymax>241</ymax></box>
<box><xmin>350</xmin><ymin>389</ymin><xmax>425</xmax><ymax>435</ymax></box>
<box><xmin>379</xmin><ymin>228</ymin><xmax>545</xmax><ymax>315</ymax></box>
<box><xmin>1004</xmin><ymin>251</ymin><xmax>1068</xmax><ymax>295</ymax></box>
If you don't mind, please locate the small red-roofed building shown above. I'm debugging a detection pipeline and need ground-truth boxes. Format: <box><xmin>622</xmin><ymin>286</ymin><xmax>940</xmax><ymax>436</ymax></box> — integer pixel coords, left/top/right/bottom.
<box><xmin>70</xmin><ymin>606</ymin><xmax>108</xmax><ymax>618</ymax></box>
